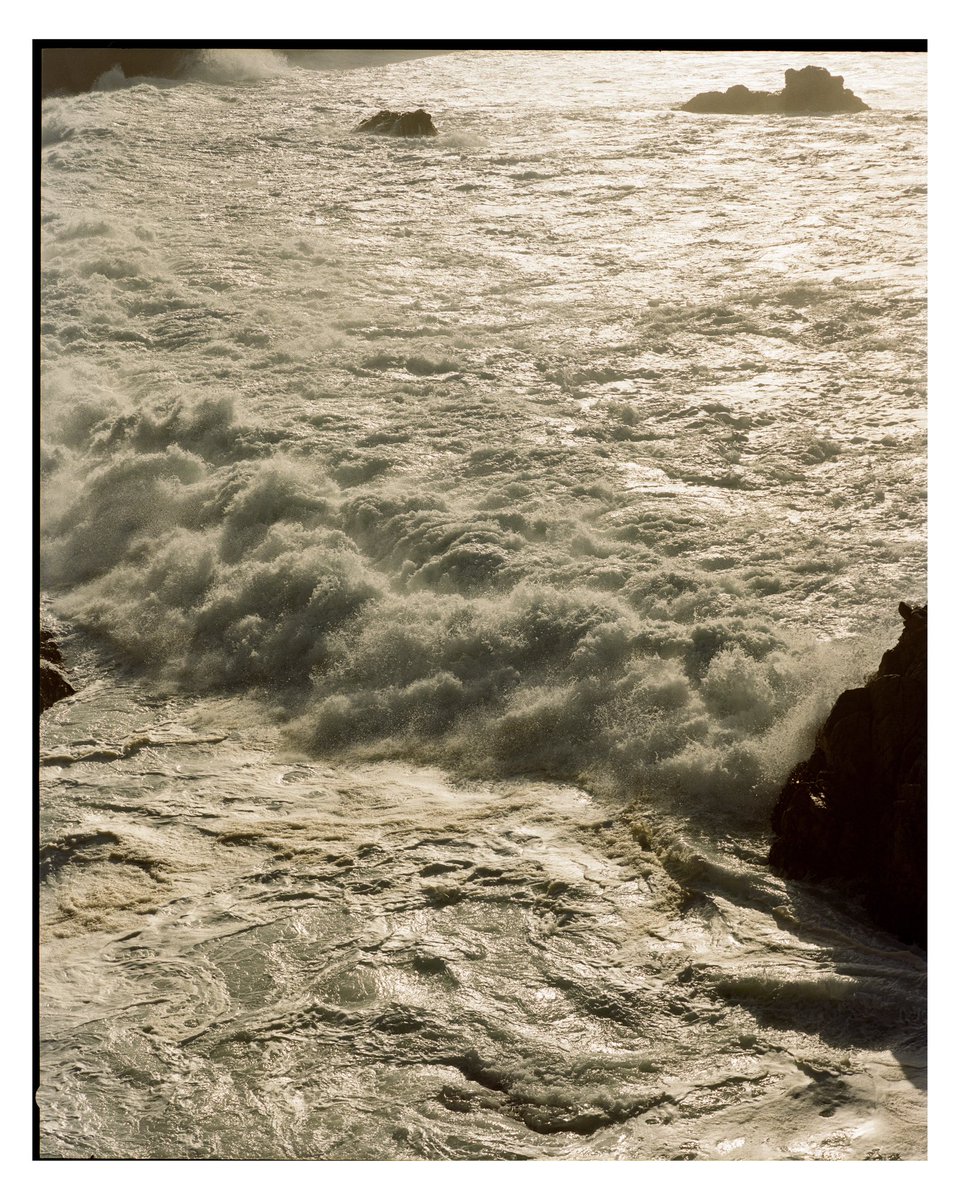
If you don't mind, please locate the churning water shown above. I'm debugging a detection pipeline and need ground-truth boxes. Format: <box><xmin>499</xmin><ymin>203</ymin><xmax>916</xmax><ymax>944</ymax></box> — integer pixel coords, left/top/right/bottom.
<box><xmin>39</xmin><ymin>49</ymin><xmax>926</xmax><ymax>1160</ymax></box>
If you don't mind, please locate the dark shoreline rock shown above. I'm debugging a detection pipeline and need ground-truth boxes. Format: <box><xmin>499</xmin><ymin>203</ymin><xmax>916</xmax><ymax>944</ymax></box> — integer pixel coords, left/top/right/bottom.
<box><xmin>40</xmin><ymin>48</ymin><xmax>194</xmax><ymax>98</ymax></box>
<box><xmin>682</xmin><ymin>66</ymin><xmax>869</xmax><ymax>115</ymax></box>
<box><xmin>354</xmin><ymin>109</ymin><xmax>439</xmax><ymax>138</ymax></box>
<box><xmin>40</xmin><ymin>626</ymin><xmax>74</xmax><ymax>713</ymax></box>
<box><xmin>770</xmin><ymin>603</ymin><xmax>926</xmax><ymax>946</ymax></box>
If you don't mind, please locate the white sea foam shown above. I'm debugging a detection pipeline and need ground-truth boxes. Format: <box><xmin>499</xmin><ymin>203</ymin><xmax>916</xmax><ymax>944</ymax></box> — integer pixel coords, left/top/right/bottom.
<box><xmin>39</xmin><ymin>49</ymin><xmax>927</xmax><ymax>1160</ymax></box>
<box><xmin>187</xmin><ymin>49</ymin><xmax>295</xmax><ymax>85</ymax></box>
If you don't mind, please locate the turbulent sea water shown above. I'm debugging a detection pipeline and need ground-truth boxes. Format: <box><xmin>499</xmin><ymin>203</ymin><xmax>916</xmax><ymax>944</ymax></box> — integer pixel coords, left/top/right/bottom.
<box><xmin>39</xmin><ymin>49</ymin><xmax>927</xmax><ymax>1160</ymax></box>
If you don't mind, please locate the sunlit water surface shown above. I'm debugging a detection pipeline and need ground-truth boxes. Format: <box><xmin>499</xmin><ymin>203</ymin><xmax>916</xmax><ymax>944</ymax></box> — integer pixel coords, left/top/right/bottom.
<box><xmin>39</xmin><ymin>49</ymin><xmax>926</xmax><ymax>1160</ymax></box>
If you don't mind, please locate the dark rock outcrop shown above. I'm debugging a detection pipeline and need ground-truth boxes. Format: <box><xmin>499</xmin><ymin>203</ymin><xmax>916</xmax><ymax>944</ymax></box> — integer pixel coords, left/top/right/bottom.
<box><xmin>40</xmin><ymin>628</ymin><xmax>64</xmax><ymax>666</ymax></box>
<box><xmin>682</xmin><ymin>66</ymin><xmax>869</xmax><ymax>115</ymax></box>
<box><xmin>41</xmin><ymin>50</ymin><xmax>454</xmax><ymax>98</ymax></box>
<box><xmin>354</xmin><ymin>109</ymin><xmax>439</xmax><ymax>138</ymax></box>
<box><xmin>770</xmin><ymin>603</ymin><xmax>926</xmax><ymax>946</ymax></box>
<box><xmin>780</xmin><ymin>66</ymin><xmax>869</xmax><ymax>113</ymax></box>
<box><xmin>40</xmin><ymin>626</ymin><xmax>74</xmax><ymax>713</ymax></box>
<box><xmin>40</xmin><ymin>48</ymin><xmax>194</xmax><ymax>98</ymax></box>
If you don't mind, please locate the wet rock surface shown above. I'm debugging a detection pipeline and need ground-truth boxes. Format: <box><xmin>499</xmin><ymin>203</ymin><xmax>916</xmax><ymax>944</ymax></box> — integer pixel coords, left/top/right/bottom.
<box><xmin>354</xmin><ymin>109</ymin><xmax>439</xmax><ymax>137</ymax></box>
<box><xmin>40</xmin><ymin>626</ymin><xmax>75</xmax><ymax>713</ymax></box>
<box><xmin>770</xmin><ymin>604</ymin><xmax>926</xmax><ymax>946</ymax></box>
<box><xmin>682</xmin><ymin>66</ymin><xmax>869</xmax><ymax>115</ymax></box>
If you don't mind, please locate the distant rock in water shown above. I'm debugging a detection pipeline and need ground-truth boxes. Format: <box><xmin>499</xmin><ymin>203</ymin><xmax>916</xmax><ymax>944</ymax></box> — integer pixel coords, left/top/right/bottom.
<box><xmin>682</xmin><ymin>66</ymin><xmax>869</xmax><ymax>115</ymax></box>
<box><xmin>354</xmin><ymin>109</ymin><xmax>439</xmax><ymax>138</ymax></box>
<box><xmin>40</xmin><ymin>626</ymin><xmax>75</xmax><ymax>713</ymax></box>
<box><xmin>770</xmin><ymin>603</ymin><xmax>926</xmax><ymax>946</ymax></box>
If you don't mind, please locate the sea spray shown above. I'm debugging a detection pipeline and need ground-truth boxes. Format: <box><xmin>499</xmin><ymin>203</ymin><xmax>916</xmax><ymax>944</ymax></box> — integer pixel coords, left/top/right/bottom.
<box><xmin>39</xmin><ymin>48</ymin><xmax>926</xmax><ymax>1159</ymax></box>
<box><xmin>42</xmin><ymin>380</ymin><xmax>880</xmax><ymax>815</ymax></box>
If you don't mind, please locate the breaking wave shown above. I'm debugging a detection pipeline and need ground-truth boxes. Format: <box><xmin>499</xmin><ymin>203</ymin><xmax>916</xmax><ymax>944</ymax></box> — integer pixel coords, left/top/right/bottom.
<box><xmin>38</xmin><ymin>49</ymin><xmax>927</xmax><ymax>1163</ymax></box>
<box><xmin>39</xmin><ymin>55</ymin><xmax>925</xmax><ymax>825</ymax></box>
<box><xmin>41</xmin><ymin>382</ymin><xmax>875</xmax><ymax>817</ymax></box>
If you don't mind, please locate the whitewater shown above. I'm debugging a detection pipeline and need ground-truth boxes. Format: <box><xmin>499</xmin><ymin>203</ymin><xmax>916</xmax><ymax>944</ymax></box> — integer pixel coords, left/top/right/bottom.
<box><xmin>38</xmin><ymin>49</ymin><xmax>927</xmax><ymax>1160</ymax></box>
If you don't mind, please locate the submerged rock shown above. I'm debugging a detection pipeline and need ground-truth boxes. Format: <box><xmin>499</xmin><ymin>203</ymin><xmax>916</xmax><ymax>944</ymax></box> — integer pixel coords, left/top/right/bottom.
<box><xmin>682</xmin><ymin>66</ymin><xmax>869</xmax><ymax>115</ymax></box>
<box><xmin>40</xmin><ymin>626</ymin><xmax>75</xmax><ymax>713</ymax></box>
<box><xmin>354</xmin><ymin>109</ymin><xmax>439</xmax><ymax>138</ymax></box>
<box><xmin>770</xmin><ymin>603</ymin><xmax>926</xmax><ymax>946</ymax></box>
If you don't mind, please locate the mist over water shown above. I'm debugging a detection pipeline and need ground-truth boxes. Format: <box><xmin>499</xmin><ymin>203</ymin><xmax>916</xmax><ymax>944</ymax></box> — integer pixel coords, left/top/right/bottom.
<box><xmin>39</xmin><ymin>50</ymin><xmax>926</xmax><ymax>1160</ymax></box>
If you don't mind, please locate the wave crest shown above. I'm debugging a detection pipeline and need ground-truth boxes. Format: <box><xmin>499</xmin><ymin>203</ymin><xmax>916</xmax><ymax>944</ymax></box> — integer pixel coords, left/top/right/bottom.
<box><xmin>40</xmin><ymin>383</ymin><xmax>867</xmax><ymax>816</ymax></box>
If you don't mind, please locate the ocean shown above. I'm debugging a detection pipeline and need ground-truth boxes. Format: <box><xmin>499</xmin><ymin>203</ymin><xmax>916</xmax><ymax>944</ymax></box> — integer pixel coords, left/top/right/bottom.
<box><xmin>38</xmin><ymin>48</ymin><xmax>927</xmax><ymax>1160</ymax></box>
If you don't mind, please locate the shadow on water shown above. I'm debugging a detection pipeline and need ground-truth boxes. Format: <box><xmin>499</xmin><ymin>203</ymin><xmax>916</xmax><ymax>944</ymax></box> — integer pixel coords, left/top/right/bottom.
<box><xmin>671</xmin><ymin>865</ymin><xmax>926</xmax><ymax>1067</ymax></box>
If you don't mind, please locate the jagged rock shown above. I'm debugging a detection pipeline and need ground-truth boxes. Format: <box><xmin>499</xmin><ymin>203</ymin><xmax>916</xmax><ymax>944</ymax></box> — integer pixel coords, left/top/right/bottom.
<box><xmin>682</xmin><ymin>66</ymin><xmax>869</xmax><ymax>115</ymax></box>
<box><xmin>354</xmin><ymin>109</ymin><xmax>439</xmax><ymax>138</ymax></box>
<box><xmin>780</xmin><ymin>66</ymin><xmax>869</xmax><ymax>113</ymax></box>
<box><xmin>40</xmin><ymin>628</ymin><xmax>64</xmax><ymax>666</ymax></box>
<box><xmin>40</xmin><ymin>625</ymin><xmax>75</xmax><ymax>713</ymax></box>
<box><xmin>40</xmin><ymin>663</ymin><xmax>75</xmax><ymax>712</ymax></box>
<box><xmin>770</xmin><ymin>604</ymin><xmax>926</xmax><ymax>946</ymax></box>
